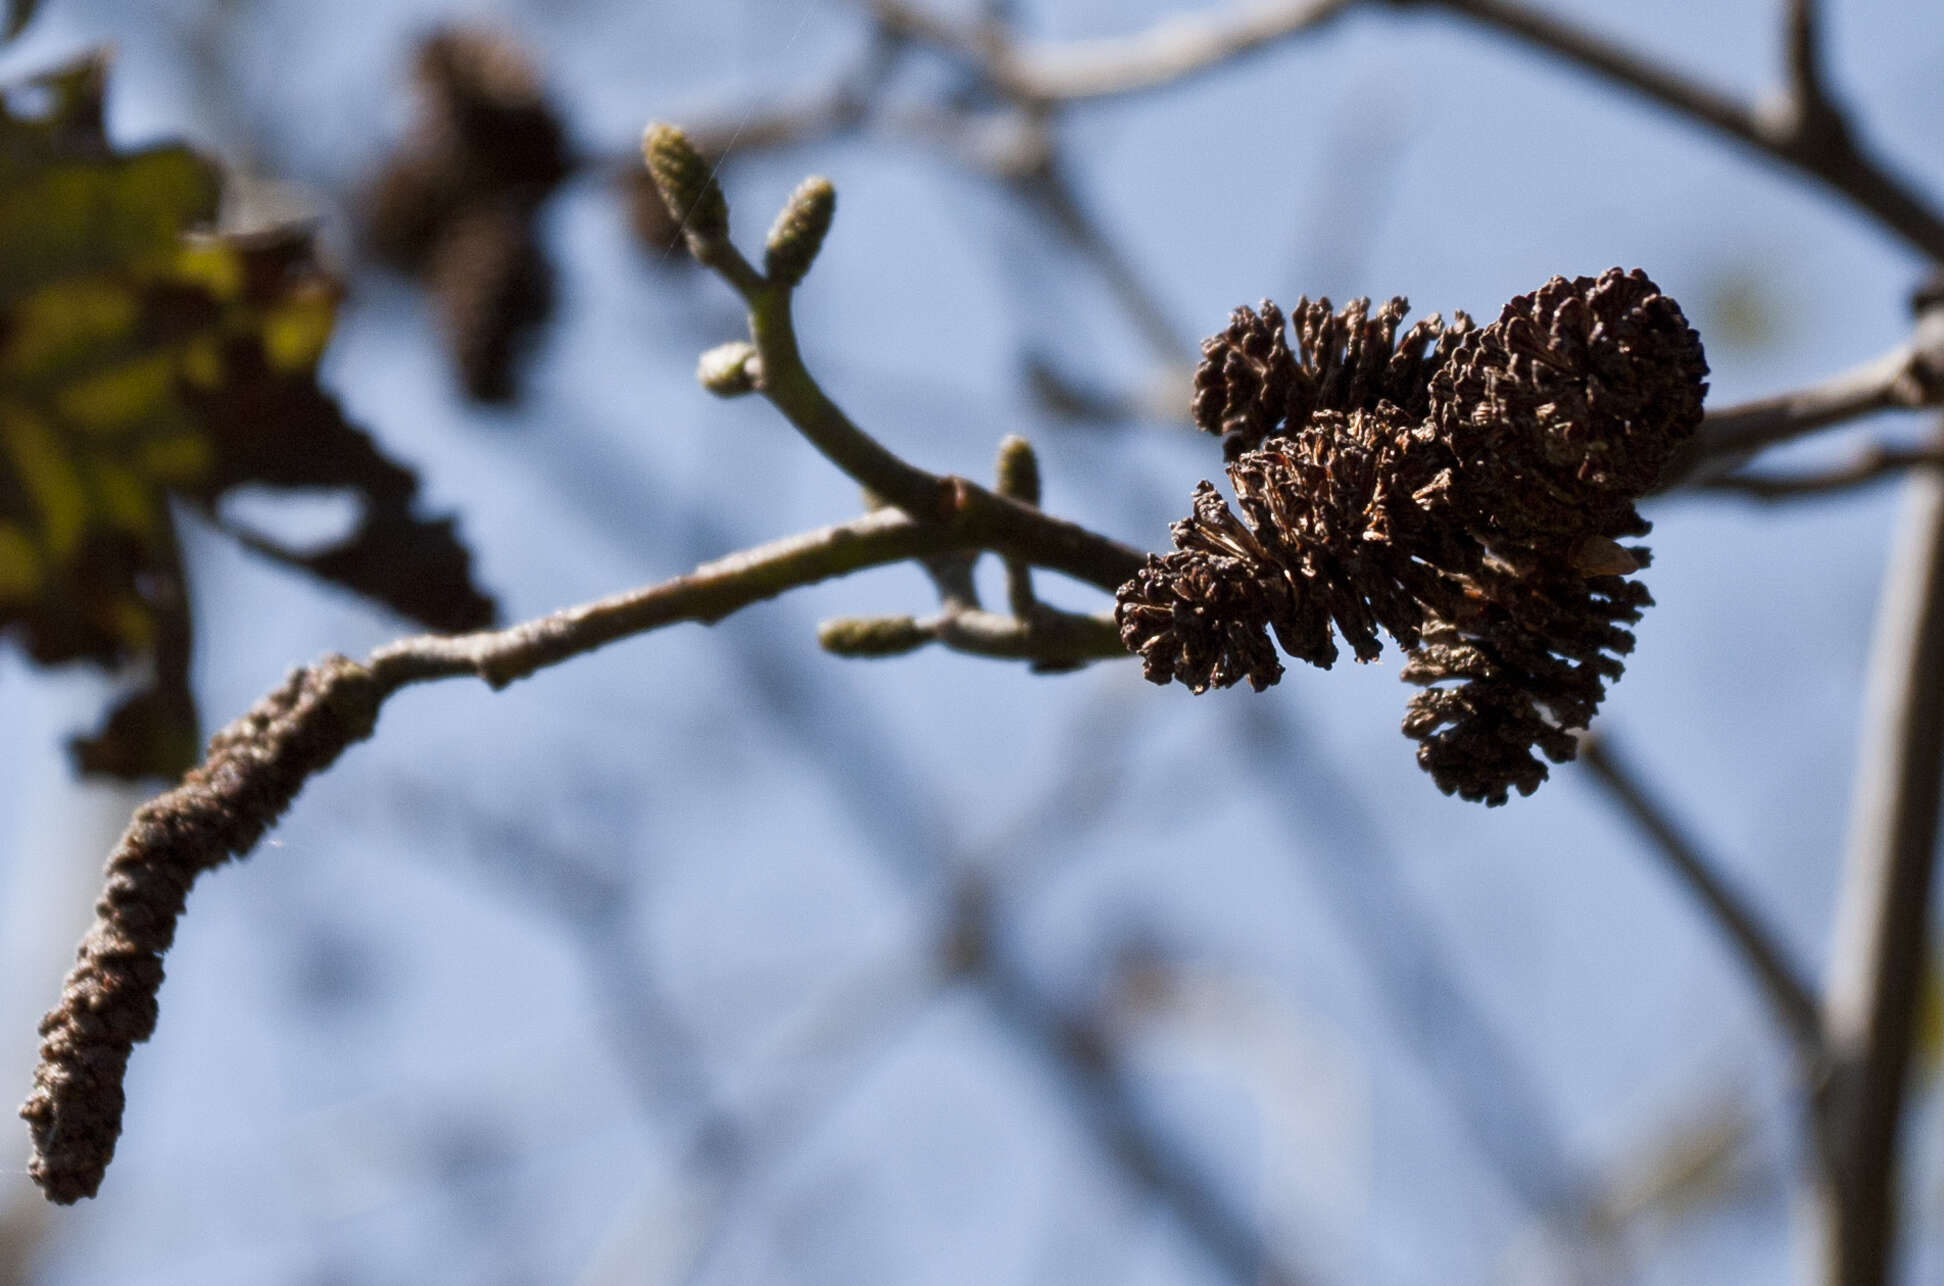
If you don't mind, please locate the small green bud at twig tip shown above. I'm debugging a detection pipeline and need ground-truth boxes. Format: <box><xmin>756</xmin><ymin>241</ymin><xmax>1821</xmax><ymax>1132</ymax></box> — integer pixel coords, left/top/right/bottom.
<box><xmin>698</xmin><ymin>341</ymin><xmax>761</xmax><ymax>396</ymax></box>
<box><xmin>995</xmin><ymin>435</ymin><xmax>1041</xmax><ymax>506</ymax></box>
<box><xmin>818</xmin><ymin>614</ymin><xmax>931</xmax><ymax>657</ymax></box>
<box><xmin>642</xmin><ymin>122</ymin><xmax>728</xmax><ymax>242</ymax></box>
<box><xmin>765</xmin><ymin>176</ymin><xmax>836</xmax><ymax>287</ymax></box>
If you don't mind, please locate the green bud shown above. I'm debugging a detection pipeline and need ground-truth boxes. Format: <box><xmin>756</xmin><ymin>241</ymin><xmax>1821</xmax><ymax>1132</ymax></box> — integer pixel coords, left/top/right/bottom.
<box><xmin>697</xmin><ymin>341</ymin><xmax>760</xmax><ymax>397</ymax></box>
<box><xmin>817</xmin><ymin>614</ymin><xmax>931</xmax><ymax>657</ymax></box>
<box><xmin>764</xmin><ymin>176</ymin><xmax>835</xmax><ymax>287</ymax></box>
<box><xmin>641</xmin><ymin>122</ymin><xmax>727</xmax><ymax>242</ymax></box>
<box><xmin>994</xmin><ymin>434</ymin><xmax>1041</xmax><ymax>507</ymax></box>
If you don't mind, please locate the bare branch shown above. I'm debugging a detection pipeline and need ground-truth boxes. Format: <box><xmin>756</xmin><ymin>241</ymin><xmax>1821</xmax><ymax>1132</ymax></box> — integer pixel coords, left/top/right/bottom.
<box><xmin>1671</xmin><ymin>346</ymin><xmax>1927</xmax><ymax>482</ymax></box>
<box><xmin>649</xmin><ymin>145</ymin><xmax>1151</xmax><ymax>589</ymax></box>
<box><xmin>18</xmin><ymin>496</ymin><xmax>1130</xmax><ymax>1203</ymax></box>
<box><xmin>1667</xmin><ymin>281</ymin><xmax>1944</xmax><ymax>484</ymax></box>
<box><xmin>1412</xmin><ymin>0</ymin><xmax>1760</xmax><ymax>143</ymax></box>
<box><xmin>695</xmin><ymin>622</ymin><xmax>1315</xmax><ymax>1286</ymax></box>
<box><xmin>1696</xmin><ymin>442</ymin><xmax>1944</xmax><ymax>502</ymax></box>
<box><xmin>1011</xmin><ymin>154</ymin><xmax>1195</xmax><ymax>365</ymax></box>
<box><xmin>819</xmin><ymin>604</ymin><xmax>1123</xmax><ymax>668</ymax></box>
<box><xmin>963</xmin><ymin>893</ymin><xmax>1319</xmax><ymax>1286</ymax></box>
<box><xmin>1577</xmin><ymin>732</ymin><xmax>1823</xmax><ymax>1054</ymax></box>
<box><xmin>365</xmin><ymin>509</ymin><xmax>959</xmax><ymax>690</ymax></box>
<box><xmin>997</xmin><ymin>0</ymin><xmax>1360</xmax><ymax>104</ymax></box>
<box><xmin>1812</xmin><ymin>421</ymin><xmax>1944</xmax><ymax>1285</ymax></box>
<box><xmin>1410</xmin><ymin>0</ymin><xmax>1944</xmax><ymax>263</ymax></box>
<box><xmin>1782</xmin><ymin>0</ymin><xmax>1837</xmax><ymax>128</ymax></box>
<box><xmin>868</xmin><ymin>0</ymin><xmax>1356</xmax><ymax>103</ymax></box>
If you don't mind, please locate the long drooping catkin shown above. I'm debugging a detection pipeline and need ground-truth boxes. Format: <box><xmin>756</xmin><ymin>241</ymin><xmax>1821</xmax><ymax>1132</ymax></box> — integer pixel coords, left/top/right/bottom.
<box><xmin>20</xmin><ymin>655</ymin><xmax>381</xmax><ymax>1203</ymax></box>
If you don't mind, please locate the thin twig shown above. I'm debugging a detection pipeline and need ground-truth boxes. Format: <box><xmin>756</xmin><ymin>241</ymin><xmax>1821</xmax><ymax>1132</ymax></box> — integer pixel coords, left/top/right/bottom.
<box><xmin>685</xmin><ymin>227</ymin><xmax>1149</xmax><ymax>590</ymax></box>
<box><xmin>867</xmin><ymin>0</ymin><xmax>1943</xmax><ymax>261</ymax></box>
<box><xmin>1409</xmin><ymin>0</ymin><xmax>1760</xmax><ymax>146</ymax></box>
<box><xmin>1812</xmin><ymin>420</ymin><xmax>1944</xmax><ymax>1286</ymax></box>
<box><xmin>1696</xmin><ymin>442</ymin><xmax>1944</xmax><ymax>502</ymax></box>
<box><xmin>698</xmin><ymin>618</ymin><xmax>1313</xmax><ymax>1286</ymax></box>
<box><xmin>1670</xmin><ymin>346</ymin><xmax>1927</xmax><ymax>482</ymax></box>
<box><xmin>1782</xmin><ymin>0</ymin><xmax>1837</xmax><ymax>130</ymax></box>
<box><xmin>1240</xmin><ymin>704</ymin><xmax>1594</xmax><ymax>1229</ymax></box>
<box><xmin>366</xmin><ymin>508</ymin><xmax>961</xmax><ymax>690</ymax></box>
<box><xmin>966</xmin><ymin>898</ymin><xmax>1317</xmax><ymax>1286</ymax></box>
<box><xmin>1012</xmin><ymin>153</ymin><xmax>1195</xmax><ymax>365</ymax></box>
<box><xmin>1577</xmin><ymin>732</ymin><xmax>1823</xmax><ymax>1054</ymax></box>
<box><xmin>995</xmin><ymin>0</ymin><xmax>1360</xmax><ymax>104</ymax></box>
<box><xmin>927</xmin><ymin>606</ymin><xmax>1124</xmax><ymax>664</ymax></box>
<box><xmin>1405</xmin><ymin>0</ymin><xmax>1944</xmax><ymax>263</ymax></box>
<box><xmin>1667</xmin><ymin>281</ymin><xmax>1944</xmax><ymax>484</ymax></box>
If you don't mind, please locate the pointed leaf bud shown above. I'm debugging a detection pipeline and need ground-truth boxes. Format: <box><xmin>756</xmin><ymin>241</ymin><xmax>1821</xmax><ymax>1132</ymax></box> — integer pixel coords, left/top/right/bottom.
<box><xmin>697</xmin><ymin>340</ymin><xmax>760</xmax><ymax>397</ymax></box>
<box><xmin>764</xmin><ymin>176</ymin><xmax>835</xmax><ymax>287</ymax></box>
<box><xmin>641</xmin><ymin>122</ymin><xmax>727</xmax><ymax>242</ymax></box>
<box><xmin>994</xmin><ymin>434</ymin><xmax>1041</xmax><ymax>507</ymax></box>
<box><xmin>818</xmin><ymin>615</ymin><xmax>932</xmax><ymax>657</ymax></box>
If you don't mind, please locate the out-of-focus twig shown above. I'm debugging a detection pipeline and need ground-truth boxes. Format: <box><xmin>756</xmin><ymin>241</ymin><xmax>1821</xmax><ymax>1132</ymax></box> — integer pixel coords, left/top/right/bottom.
<box><xmin>863</xmin><ymin>0</ymin><xmax>1944</xmax><ymax>261</ymax></box>
<box><xmin>1402</xmin><ymin>0</ymin><xmax>1944</xmax><ymax>264</ymax></box>
<box><xmin>1013</xmin><ymin>152</ymin><xmax>1194</xmax><ymax>366</ymax></box>
<box><xmin>1811</xmin><ymin>419</ymin><xmax>1944</xmax><ymax>1286</ymax></box>
<box><xmin>683</xmin><ymin>615</ymin><xmax>1312</xmax><ymax>1285</ymax></box>
<box><xmin>963</xmin><ymin>892</ymin><xmax>1317</xmax><ymax>1286</ymax></box>
<box><xmin>868</xmin><ymin>0</ymin><xmax>1360</xmax><ymax>104</ymax></box>
<box><xmin>1668</xmin><ymin>298</ymin><xmax>1944</xmax><ymax>483</ymax></box>
<box><xmin>1583</xmin><ymin>1089</ymin><xmax>1765</xmax><ymax>1238</ymax></box>
<box><xmin>1241</xmin><ymin>703</ymin><xmax>1595</xmax><ymax>1235</ymax></box>
<box><xmin>1781</xmin><ymin>0</ymin><xmax>1837</xmax><ymax>134</ymax></box>
<box><xmin>1578</xmin><ymin>732</ymin><xmax>1822</xmax><ymax>1055</ymax></box>
<box><xmin>1696</xmin><ymin>442</ymin><xmax>1944</xmax><ymax>502</ymax></box>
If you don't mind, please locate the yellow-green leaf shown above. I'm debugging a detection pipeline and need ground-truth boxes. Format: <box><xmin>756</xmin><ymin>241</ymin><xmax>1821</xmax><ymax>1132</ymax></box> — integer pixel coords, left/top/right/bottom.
<box><xmin>0</xmin><ymin>55</ymin><xmax>496</xmax><ymax>779</ymax></box>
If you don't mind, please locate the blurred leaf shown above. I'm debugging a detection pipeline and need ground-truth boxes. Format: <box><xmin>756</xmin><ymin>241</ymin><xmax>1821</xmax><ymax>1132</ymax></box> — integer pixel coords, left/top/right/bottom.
<box><xmin>1698</xmin><ymin>266</ymin><xmax>1784</xmax><ymax>353</ymax></box>
<box><xmin>1</xmin><ymin>55</ymin><xmax>496</xmax><ymax>779</ymax></box>
<box><xmin>1915</xmin><ymin>952</ymin><xmax>1944</xmax><ymax>1079</ymax></box>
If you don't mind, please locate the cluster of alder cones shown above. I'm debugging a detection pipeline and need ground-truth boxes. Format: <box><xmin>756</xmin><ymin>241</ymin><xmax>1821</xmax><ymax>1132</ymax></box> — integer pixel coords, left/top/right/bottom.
<box><xmin>1115</xmin><ymin>269</ymin><xmax>1709</xmax><ymax>805</ymax></box>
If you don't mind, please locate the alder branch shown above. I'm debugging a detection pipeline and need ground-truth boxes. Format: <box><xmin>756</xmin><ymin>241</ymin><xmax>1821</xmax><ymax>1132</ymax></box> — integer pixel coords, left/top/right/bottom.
<box><xmin>1672</xmin><ymin>346</ymin><xmax>1932</xmax><ymax>482</ymax></box>
<box><xmin>1577</xmin><ymin>732</ymin><xmax>1823</xmax><ymax>1054</ymax></box>
<box><xmin>1665</xmin><ymin>281</ymin><xmax>1944</xmax><ymax>485</ymax></box>
<box><xmin>23</xmin><ymin>129</ymin><xmax>1174</xmax><ymax>1204</ymax></box>
<box><xmin>821</xmin><ymin>604</ymin><xmax>1123</xmax><ymax>668</ymax></box>
<box><xmin>16</xmin><ymin>488</ymin><xmax>1143</xmax><ymax>1203</ymax></box>
<box><xmin>861</xmin><ymin>0</ymin><xmax>1942</xmax><ymax>261</ymax></box>
<box><xmin>1812</xmin><ymin>420</ymin><xmax>1944</xmax><ymax>1286</ymax></box>
<box><xmin>697</xmin><ymin>624</ymin><xmax>1313</xmax><ymax>1286</ymax></box>
<box><xmin>1405</xmin><ymin>0</ymin><xmax>1762</xmax><ymax>149</ymax></box>
<box><xmin>1782</xmin><ymin>0</ymin><xmax>1837</xmax><ymax>132</ymax></box>
<box><xmin>867</xmin><ymin>0</ymin><xmax>1360</xmax><ymax>104</ymax></box>
<box><xmin>660</xmin><ymin>148</ymin><xmax>1148</xmax><ymax>590</ymax></box>
<box><xmin>960</xmin><ymin>890</ymin><xmax>1318</xmax><ymax>1286</ymax></box>
<box><xmin>1403</xmin><ymin>0</ymin><xmax>1944</xmax><ymax>264</ymax></box>
<box><xmin>1696</xmin><ymin>442</ymin><xmax>1944</xmax><ymax>502</ymax></box>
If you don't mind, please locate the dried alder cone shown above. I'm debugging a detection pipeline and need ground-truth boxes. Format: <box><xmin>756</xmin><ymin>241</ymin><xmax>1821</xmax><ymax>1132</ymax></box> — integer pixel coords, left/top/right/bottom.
<box><xmin>365</xmin><ymin>26</ymin><xmax>569</xmax><ymax>401</ymax></box>
<box><xmin>1118</xmin><ymin>269</ymin><xmax>1708</xmax><ymax>804</ymax></box>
